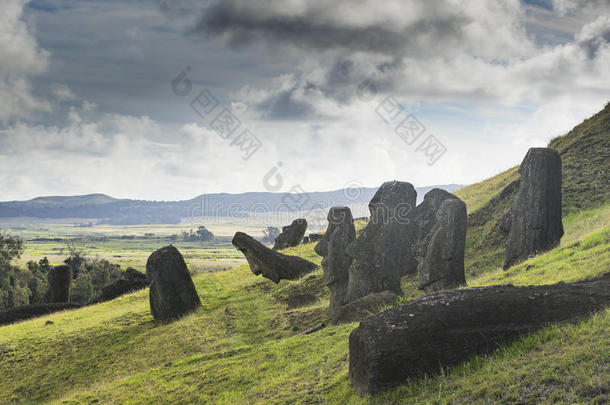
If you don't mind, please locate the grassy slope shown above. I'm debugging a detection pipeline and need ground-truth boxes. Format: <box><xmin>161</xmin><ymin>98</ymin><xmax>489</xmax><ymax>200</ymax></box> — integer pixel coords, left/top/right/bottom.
<box><xmin>1</xmin><ymin>104</ymin><xmax>609</xmax><ymax>404</ymax></box>
<box><xmin>0</xmin><ymin>205</ymin><xmax>608</xmax><ymax>405</ymax></box>
<box><xmin>455</xmin><ymin>102</ymin><xmax>610</xmax><ymax>276</ymax></box>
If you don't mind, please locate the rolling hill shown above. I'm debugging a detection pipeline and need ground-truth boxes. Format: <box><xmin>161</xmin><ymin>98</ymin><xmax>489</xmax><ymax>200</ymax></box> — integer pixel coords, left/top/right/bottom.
<box><xmin>0</xmin><ymin>185</ymin><xmax>464</xmax><ymax>224</ymax></box>
<box><xmin>0</xmin><ymin>103</ymin><xmax>608</xmax><ymax>404</ymax></box>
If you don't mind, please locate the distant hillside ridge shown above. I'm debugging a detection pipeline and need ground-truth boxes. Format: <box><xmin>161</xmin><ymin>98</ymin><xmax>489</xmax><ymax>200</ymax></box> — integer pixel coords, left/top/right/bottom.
<box><xmin>0</xmin><ymin>185</ymin><xmax>465</xmax><ymax>223</ymax></box>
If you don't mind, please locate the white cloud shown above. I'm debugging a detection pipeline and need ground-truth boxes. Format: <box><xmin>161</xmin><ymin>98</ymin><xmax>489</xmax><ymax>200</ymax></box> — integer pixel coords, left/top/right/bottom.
<box><xmin>0</xmin><ymin>0</ymin><xmax>50</xmax><ymax>121</ymax></box>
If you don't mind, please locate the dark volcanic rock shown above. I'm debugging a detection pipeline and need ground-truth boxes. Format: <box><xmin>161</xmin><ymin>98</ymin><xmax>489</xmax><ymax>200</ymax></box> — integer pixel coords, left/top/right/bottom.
<box><xmin>314</xmin><ymin>207</ymin><xmax>356</xmax><ymax>320</ymax></box>
<box><xmin>233</xmin><ymin>232</ymin><xmax>318</xmax><ymax>283</ymax></box>
<box><xmin>409</xmin><ymin>188</ymin><xmax>460</xmax><ymax>275</ymax></box>
<box><xmin>504</xmin><ymin>148</ymin><xmax>563</xmax><ymax>269</ymax></box>
<box><xmin>331</xmin><ymin>291</ymin><xmax>398</xmax><ymax>324</ymax></box>
<box><xmin>308</xmin><ymin>233</ymin><xmax>322</xmax><ymax>243</ymax></box>
<box><xmin>146</xmin><ymin>246</ymin><xmax>201</xmax><ymax>322</ymax></box>
<box><xmin>90</xmin><ymin>268</ymin><xmax>149</xmax><ymax>304</ymax></box>
<box><xmin>349</xmin><ymin>275</ymin><xmax>610</xmax><ymax>396</ymax></box>
<box><xmin>346</xmin><ymin>181</ymin><xmax>417</xmax><ymax>302</ymax></box>
<box><xmin>45</xmin><ymin>265</ymin><xmax>73</xmax><ymax>303</ymax></box>
<box><xmin>273</xmin><ymin>219</ymin><xmax>308</xmax><ymax>250</ymax></box>
<box><xmin>418</xmin><ymin>199</ymin><xmax>467</xmax><ymax>292</ymax></box>
<box><xmin>0</xmin><ymin>303</ymin><xmax>80</xmax><ymax>326</ymax></box>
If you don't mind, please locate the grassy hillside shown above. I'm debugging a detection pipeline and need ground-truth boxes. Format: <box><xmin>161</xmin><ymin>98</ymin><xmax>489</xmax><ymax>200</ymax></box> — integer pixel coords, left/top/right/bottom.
<box><xmin>0</xmin><ymin>205</ymin><xmax>608</xmax><ymax>404</ymax></box>
<box><xmin>456</xmin><ymin>103</ymin><xmax>610</xmax><ymax>276</ymax></box>
<box><xmin>0</xmin><ymin>104</ymin><xmax>608</xmax><ymax>404</ymax></box>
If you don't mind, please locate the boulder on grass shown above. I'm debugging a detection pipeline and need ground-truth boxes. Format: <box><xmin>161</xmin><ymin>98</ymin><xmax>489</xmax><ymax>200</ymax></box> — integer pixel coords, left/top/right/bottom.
<box><xmin>146</xmin><ymin>246</ymin><xmax>201</xmax><ymax>322</ymax></box>
<box><xmin>504</xmin><ymin>148</ymin><xmax>563</xmax><ymax>269</ymax></box>
<box><xmin>273</xmin><ymin>219</ymin><xmax>308</xmax><ymax>250</ymax></box>
<box><xmin>45</xmin><ymin>265</ymin><xmax>72</xmax><ymax>303</ymax></box>
<box><xmin>233</xmin><ymin>232</ymin><xmax>318</xmax><ymax>283</ymax></box>
<box><xmin>349</xmin><ymin>275</ymin><xmax>610</xmax><ymax>396</ymax></box>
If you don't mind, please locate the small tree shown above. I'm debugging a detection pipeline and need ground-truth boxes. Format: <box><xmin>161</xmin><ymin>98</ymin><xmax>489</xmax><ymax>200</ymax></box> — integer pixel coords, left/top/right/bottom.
<box><xmin>261</xmin><ymin>227</ymin><xmax>280</xmax><ymax>245</ymax></box>
<box><xmin>64</xmin><ymin>239</ymin><xmax>87</xmax><ymax>278</ymax></box>
<box><xmin>196</xmin><ymin>226</ymin><xmax>214</xmax><ymax>242</ymax></box>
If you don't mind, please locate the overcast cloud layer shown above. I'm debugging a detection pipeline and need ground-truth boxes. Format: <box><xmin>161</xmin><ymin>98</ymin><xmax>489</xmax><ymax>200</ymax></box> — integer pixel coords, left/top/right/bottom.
<box><xmin>0</xmin><ymin>0</ymin><xmax>608</xmax><ymax>201</ymax></box>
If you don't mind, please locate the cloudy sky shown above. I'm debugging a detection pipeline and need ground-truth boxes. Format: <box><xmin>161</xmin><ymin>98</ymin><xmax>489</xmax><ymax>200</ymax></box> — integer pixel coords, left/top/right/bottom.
<box><xmin>0</xmin><ymin>0</ymin><xmax>608</xmax><ymax>201</ymax></box>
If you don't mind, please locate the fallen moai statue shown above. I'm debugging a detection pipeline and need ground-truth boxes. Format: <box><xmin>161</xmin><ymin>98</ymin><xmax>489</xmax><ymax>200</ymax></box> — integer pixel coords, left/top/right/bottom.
<box><xmin>273</xmin><ymin>219</ymin><xmax>308</xmax><ymax>250</ymax></box>
<box><xmin>233</xmin><ymin>232</ymin><xmax>318</xmax><ymax>283</ymax></box>
<box><xmin>146</xmin><ymin>246</ymin><xmax>201</xmax><ymax>322</ymax></box>
<box><xmin>503</xmin><ymin>148</ymin><xmax>563</xmax><ymax>269</ymax></box>
<box><xmin>0</xmin><ymin>303</ymin><xmax>81</xmax><ymax>326</ymax></box>
<box><xmin>45</xmin><ymin>265</ymin><xmax>73</xmax><ymax>303</ymax></box>
<box><xmin>90</xmin><ymin>268</ymin><xmax>149</xmax><ymax>304</ymax></box>
<box><xmin>349</xmin><ymin>275</ymin><xmax>610</xmax><ymax>396</ymax></box>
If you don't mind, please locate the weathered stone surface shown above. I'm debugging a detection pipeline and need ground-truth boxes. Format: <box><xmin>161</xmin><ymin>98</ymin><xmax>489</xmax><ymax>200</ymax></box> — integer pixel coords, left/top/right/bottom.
<box><xmin>146</xmin><ymin>246</ymin><xmax>201</xmax><ymax>322</ymax></box>
<box><xmin>273</xmin><ymin>219</ymin><xmax>308</xmax><ymax>250</ymax></box>
<box><xmin>409</xmin><ymin>188</ymin><xmax>460</xmax><ymax>275</ymax></box>
<box><xmin>346</xmin><ymin>181</ymin><xmax>417</xmax><ymax>301</ymax></box>
<box><xmin>314</xmin><ymin>207</ymin><xmax>356</xmax><ymax>319</ymax></box>
<box><xmin>331</xmin><ymin>291</ymin><xmax>398</xmax><ymax>324</ymax></box>
<box><xmin>349</xmin><ymin>275</ymin><xmax>610</xmax><ymax>396</ymax></box>
<box><xmin>45</xmin><ymin>265</ymin><xmax>73</xmax><ymax>303</ymax></box>
<box><xmin>504</xmin><ymin>148</ymin><xmax>563</xmax><ymax>269</ymax></box>
<box><xmin>0</xmin><ymin>303</ymin><xmax>80</xmax><ymax>326</ymax></box>
<box><xmin>233</xmin><ymin>232</ymin><xmax>318</xmax><ymax>283</ymax></box>
<box><xmin>418</xmin><ymin>199</ymin><xmax>467</xmax><ymax>292</ymax></box>
<box><xmin>308</xmin><ymin>233</ymin><xmax>322</xmax><ymax>243</ymax></box>
<box><xmin>90</xmin><ymin>268</ymin><xmax>149</xmax><ymax>304</ymax></box>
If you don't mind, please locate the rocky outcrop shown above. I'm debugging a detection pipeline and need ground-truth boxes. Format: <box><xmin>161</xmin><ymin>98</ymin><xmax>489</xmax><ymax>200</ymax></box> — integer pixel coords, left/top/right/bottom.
<box><xmin>146</xmin><ymin>246</ymin><xmax>201</xmax><ymax>322</ymax></box>
<box><xmin>233</xmin><ymin>232</ymin><xmax>318</xmax><ymax>283</ymax></box>
<box><xmin>504</xmin><ymin>148</ymin><xmax>563</xmax><ymax>269</ymax></box>
<box><xmin>273</xmin><ymin>219</ymin><xmax>308</xmax><ymax>250</ymax></box>
<box><xmin>346</xmin><ymin>181</ymin><xmax>417</xmax><ymax>302</ymax></box>
<box><xmin>45</xmin><ymin>265</ymin><xmax>73</xmax><ymax>303</ymax></box>
<box><xmin>417</xmin><ymin>199</ymin><xmax>467</xmax><ymax>292</ymax></box>
<box><xmin>314</xmin><ymin>207</ymin><xmax>356</xmax><ymax>319</ymax></box>
<box><xmin>349</xmin><ymin>275</ymin><xmax>610</xmax><ymax>396</ymax></box>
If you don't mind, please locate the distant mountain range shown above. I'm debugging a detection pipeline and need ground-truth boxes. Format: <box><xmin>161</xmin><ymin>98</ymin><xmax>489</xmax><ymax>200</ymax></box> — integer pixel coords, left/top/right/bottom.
<box><xmin>0</xmin><ymin>185</ymin><xmax>465</xmax><ymax>224</ymax></box>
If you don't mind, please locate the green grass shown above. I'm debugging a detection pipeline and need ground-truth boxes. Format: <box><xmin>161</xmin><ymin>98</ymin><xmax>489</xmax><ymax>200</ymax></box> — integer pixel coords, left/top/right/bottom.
<box><xmin>455</xmin><ymin>103</ymin><xmax>610</xmax><ymax>276</ymax></box>
<box><xmin>1</xmin><ymin>203</ymin><xmax>608</xmax><ymax>404</ymax></box>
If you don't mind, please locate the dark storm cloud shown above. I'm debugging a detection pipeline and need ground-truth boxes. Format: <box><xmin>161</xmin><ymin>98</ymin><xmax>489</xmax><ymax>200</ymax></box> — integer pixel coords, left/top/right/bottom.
<box><xmin>194</xmin><ymin>1</ymin><xmax>472</xmax><ymax>56</ymax></box>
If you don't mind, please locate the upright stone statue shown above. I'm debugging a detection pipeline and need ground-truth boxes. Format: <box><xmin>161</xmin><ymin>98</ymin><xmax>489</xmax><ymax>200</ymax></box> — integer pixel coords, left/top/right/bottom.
<box><xmin>418</xmin><ymin>198</ymin><xmax>467</xmax><ymax>292</ymax></box>
<box><xmin>314</xmin><ymin>207</ymin><xmax>356</xmax><ymax>319</ymax></box>
<box><xmin>273</xmin><ymin>219</ymin><xmax>308</xmax><ymax>250</ymax></box>
<box><xmin>45</xmin><ymin>265</ymin><xmax>73</xmax><ymax>303</ymax></box>
<box><xmin>346</xmin><ymin>181</ymin><xmax>417</xmax><ymax>302</ymax></box>
<box><xmin>410</xmin><ymin>188</ymin><xmax>460</xmax><ymax>275</ymax></box>
<box><xmin>504</xmin><ymin>148</ymin><xmax>563</xmax><ymax>269</ymax></box>
<box><xmin>146</xmin><ymin>246</ymin><xmax>201</xmax><ymax>322</ymax></box>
